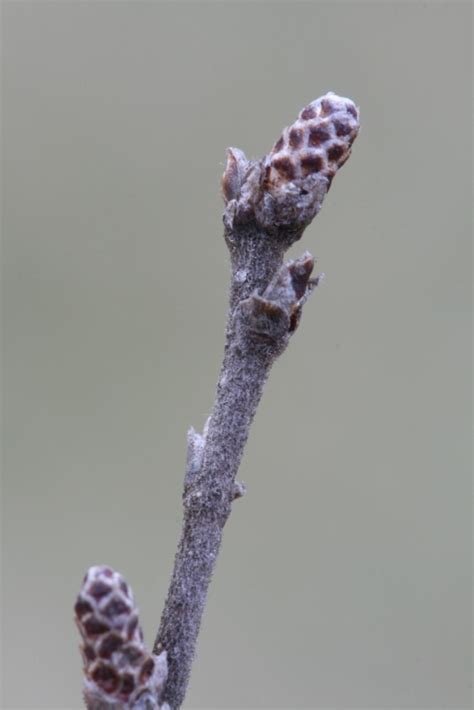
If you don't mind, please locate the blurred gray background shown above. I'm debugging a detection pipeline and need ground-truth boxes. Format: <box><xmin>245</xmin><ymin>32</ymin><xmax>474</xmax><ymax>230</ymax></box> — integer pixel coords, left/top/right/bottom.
<box><xmin>1</xmin><ymin>1</ymin><xmax>472</xmax><ymax>708</ymax></box>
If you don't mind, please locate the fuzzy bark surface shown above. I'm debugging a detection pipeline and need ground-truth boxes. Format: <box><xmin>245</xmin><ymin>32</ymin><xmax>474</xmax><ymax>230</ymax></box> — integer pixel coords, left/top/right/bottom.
<box><xmin>154</xmin><ymin>226</ymin><xmax>312</xmax><ymax>708</ymax></box>
<box><xmin>152</xmin><ymin>91</ymin><xmax>360</xmax><ymax>709</ymax></box>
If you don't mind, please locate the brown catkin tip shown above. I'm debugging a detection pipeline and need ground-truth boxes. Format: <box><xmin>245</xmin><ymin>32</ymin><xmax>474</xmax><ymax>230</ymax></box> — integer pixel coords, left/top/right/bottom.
<box><xmin>75</xmin><ymin>565</ymin><xmax>167</xmax><ymax>708</ymax></box>
<box><xmin>267</xmin><ymin>91</ymin><xmax>360</xmax><ymax>193</ymax></box>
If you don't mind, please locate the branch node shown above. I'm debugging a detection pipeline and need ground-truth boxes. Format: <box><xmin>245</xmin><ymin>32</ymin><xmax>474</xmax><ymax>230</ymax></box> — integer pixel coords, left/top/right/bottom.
<box><xmin>236</xmin><ymin>251</ymin><xmax>318</xmax><ymax>342</ymax></box>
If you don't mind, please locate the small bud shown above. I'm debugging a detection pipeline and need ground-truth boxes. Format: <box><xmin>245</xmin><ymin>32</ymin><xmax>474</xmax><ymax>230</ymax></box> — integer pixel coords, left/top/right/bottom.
<box><xmin>264</xmin><ymin>251</ymin><xmax>315</xmax><ymax>313</ymax></box>
<box><xmin>232</xmin><ymin>480</ymin><xmax>246</xmax><ymax>500</ymax></box>
<box><xmin>238</xmin><ymin>252</ymin><xmax>317</xmax><ymax>344</ymax></box>
<box><xmin>75</xmin><ymin>566</ymin><xmax>168</xmax><ymax>708</ymax></box>
<box><xmin>239</xmin><ymin>296</ymin><xmax>289</xmax><ymax>344</ymax></box>
<box><xmin>221</xmin><ymin>147</ymin><xmax>248</xmax><ymax>203</ymax></box>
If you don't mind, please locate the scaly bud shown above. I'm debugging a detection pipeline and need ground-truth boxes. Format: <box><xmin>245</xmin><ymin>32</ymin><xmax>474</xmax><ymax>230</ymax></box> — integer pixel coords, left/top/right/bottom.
<box><xmin>75</xmin><ymin>566</ymin><xmax>168</xmax><ymax>708</ymax></box>
<box><xmin>238</xmin><ymin>251</ymin><xmax>319</xmax><ymax>345</ymax></box>
<box><xmin>222</xmin><ymin>92</ymin><xmax>360</xmax><ymax>244</ymax></box>
<box><xmin>267</xmin><ymin>92</ymin><xmax>360</xmax><ymax>194</ymax></box>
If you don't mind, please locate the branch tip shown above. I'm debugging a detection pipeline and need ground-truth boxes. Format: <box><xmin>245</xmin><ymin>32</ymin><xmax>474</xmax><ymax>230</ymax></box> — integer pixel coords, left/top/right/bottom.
<box><xmin>222</xmin><ymin>91</ymin><xmax>360</xmax><ymax>244</ymax></box>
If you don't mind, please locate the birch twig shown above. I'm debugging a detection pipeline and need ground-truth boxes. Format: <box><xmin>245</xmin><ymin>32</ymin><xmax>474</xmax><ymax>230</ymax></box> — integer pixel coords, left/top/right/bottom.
<box><xmin>154</xmin><ymin>92</ymin><xmax>360</xmax><ymax>708</ymax></box>
<box><xmin>74</xmin><ymin>92</ymin><xmax>360</xmax><ymax>709</ymax></box>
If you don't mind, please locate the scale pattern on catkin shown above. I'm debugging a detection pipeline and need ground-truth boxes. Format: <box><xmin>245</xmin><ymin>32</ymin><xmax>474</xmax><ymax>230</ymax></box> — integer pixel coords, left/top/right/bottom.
<box><xmin>75</xmin><ymin>565</ymin><xmax>167</xmax><ymax>707</ymax></box>
<box><xmin>266</xmin><ymin>92</ymin><xmax>360</xmax><ymax>193</ymax></box>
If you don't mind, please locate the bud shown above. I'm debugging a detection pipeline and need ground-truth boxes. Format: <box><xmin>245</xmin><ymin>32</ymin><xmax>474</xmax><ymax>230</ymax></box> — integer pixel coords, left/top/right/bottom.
<box><xmin>222</xmin><ymin>92</ymin><xmax>360</xmax><ymax>242</ymax></box>
<box><xmin>266</xmin><ymin>92</ymin><xmax>360</xmax><ymax>195</ymax></box>
<box><xmin>75</xmin><ymin>566</ymin><xmax>167</xmax><ymax>708</ymax></box>
<box><xmin>238</xmin><ymin>251</ymin><xmax>319</xmax><ymax>344</ymax></box>
<box><xmin>221</xmin><ymin>147</ymin><xmax>248</xmax><ymax>204</ymax></box>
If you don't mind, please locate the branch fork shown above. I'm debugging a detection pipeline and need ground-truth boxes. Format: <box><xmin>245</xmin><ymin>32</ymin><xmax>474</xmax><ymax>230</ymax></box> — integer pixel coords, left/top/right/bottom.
<box><xmin>74</xmin><ymin>91</ymin><xmax>360</xmax><ymax>709</ymax></box>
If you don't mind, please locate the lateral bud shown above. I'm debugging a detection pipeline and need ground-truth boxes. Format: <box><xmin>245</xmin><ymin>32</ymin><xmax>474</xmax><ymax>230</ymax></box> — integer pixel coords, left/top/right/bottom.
<box><xmin>221</xmin><ymin>147</ymin><xmax>249</xmax><ymax>204</ymax></box>
<box><xmin>237</xmin><ymin>252</ymin><xmax>318</xmax><ymax>344</ymax></box>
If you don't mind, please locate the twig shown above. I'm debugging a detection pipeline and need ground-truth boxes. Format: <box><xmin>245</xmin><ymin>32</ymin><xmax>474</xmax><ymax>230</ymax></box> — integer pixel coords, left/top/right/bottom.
<box><xmin>75</xmin><ymin>92</ymin><xmax>360</xmax><ymax>709</ymax></box>
<box><xmin>154</xmin><ymin>92</ymin><xmax>360</xmax><ymax>708</ymax></box>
